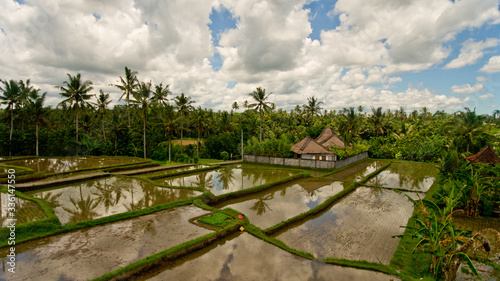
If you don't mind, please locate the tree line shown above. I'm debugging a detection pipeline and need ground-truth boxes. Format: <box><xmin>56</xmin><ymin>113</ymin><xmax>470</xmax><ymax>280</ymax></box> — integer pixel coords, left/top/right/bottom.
<box><xmin>1</xmin><ymin>67</ymin><xmax>499</xmax><ymax>163</ymax></box>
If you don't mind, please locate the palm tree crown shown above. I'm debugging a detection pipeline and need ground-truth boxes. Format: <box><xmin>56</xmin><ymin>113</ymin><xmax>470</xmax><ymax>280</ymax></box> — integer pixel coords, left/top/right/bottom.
<box><xmin>248</xmin><ymin>87</ymin><xmax>274</xmax><ymax>142</ymax></box>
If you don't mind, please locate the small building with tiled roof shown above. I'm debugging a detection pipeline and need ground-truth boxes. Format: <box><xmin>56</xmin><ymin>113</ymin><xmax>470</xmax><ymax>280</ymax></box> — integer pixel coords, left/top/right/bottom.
<box><xmin>465</xmin><ymin>146</ymin><xmax>500</xmax><ymax>165</ymax></box>
<box><xmin>291</xmin><ymin>127</ymin><xmax>346</xmax><ymax>161</ymax></box>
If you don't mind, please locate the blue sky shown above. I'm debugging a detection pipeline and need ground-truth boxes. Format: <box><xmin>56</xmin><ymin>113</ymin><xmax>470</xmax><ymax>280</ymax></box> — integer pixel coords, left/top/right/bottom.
<box><xmin>1</xmin><ymin>0</ymin><xmax>500</xmax><ymax>114</ymax></box>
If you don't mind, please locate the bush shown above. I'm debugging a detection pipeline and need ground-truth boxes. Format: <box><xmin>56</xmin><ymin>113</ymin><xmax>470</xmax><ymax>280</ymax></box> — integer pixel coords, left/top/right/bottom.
<box><xmin>220</xmin><ymin>151</ymin><xmax>229</xmax><ymax>161</ymax></box>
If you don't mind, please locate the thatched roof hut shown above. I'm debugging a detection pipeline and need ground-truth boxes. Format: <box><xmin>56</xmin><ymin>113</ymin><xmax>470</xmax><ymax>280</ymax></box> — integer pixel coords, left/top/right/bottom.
<box><xmin>465</xmin><ymin>146</ymin><xmax>500</xmax><ymax>165</ymax></box>
<box><xmin>315</xmin><ymin>127</ymin><xmax>347</xmax><ymax>149</ymax></box>
<box><xmin>290</xmin><ymin>136</ymin><xmax>333</xmax><ymax>155</ymax></box>
<box><xmin>290</xmin><ymin>127</ymin><xmax>346</xmax><ymax>160</ymax></box>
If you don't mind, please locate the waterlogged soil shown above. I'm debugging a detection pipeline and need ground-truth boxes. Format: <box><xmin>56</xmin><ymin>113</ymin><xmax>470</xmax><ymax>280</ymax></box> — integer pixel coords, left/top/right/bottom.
<box><xmin>27</xmin><ymin>176</ymin><xmax>201</xmax><ymax>224</ymax></box>
<box><xmin>2</xmin><ymin>156</ymin><xmax>144</xmax><ymax>174</ymax></box>
<box><xmin>324</xmin><ymin>160</ymin><xmax>388</xmax><ymax>182</ymax></box>
<box><xmin>365</xmin><ymin>161</ymin><xmax>438</xmax><ymax>192</ymax></box>
<box><xmin>140</xmin><ymin>165</ymin><xmax>209</xmax><ymax>178</ymax></box>
<box><xmin>452</xmin><ymin>216</ymin><xmax>500</xmax><ymax>233</ymax></box>
<box><xmin>275</xmin><ymin>186</ymin><xmax>421</xmax><ymax>264</ymax></box>
<box><xmin>0</xmin><ymin>193</ymin><xmax>46</xmax><ymax>227</ymax></box>
<box><xmin>217</xmin><ymin>179</ymin><xmax>347</xmax><ymax>229</ymax></box>
<box><xmin>154</xmin><ymin>165</ymin><xmax>296</xmax><ymax>196</ymax></box>
<box><xmin>137</xmin><ymin>232</ymin><xmax>400</xmax><ymax>281</ymax></box>
<box><xmin>0</xmin><ymin>205</ymin><xmax>212</xmax><ymax>281</ymax></box>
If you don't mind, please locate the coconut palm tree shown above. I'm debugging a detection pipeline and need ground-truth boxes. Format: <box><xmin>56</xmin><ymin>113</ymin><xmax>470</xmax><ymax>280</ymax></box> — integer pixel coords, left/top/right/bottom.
<box><xmin>174</xmin><ymin>93</ymin><xmax>195</xmax><ymax>151</ymax></box>
<box><xmin>248</xmin><ymin>87</ymin><xmax>274</xmax><ymax>142</ymax></box>
<box><xmin>94</xmin><ymin>90</ymin><xmax>111</xmax><ymax>142</ymax></box>
<box><xmin>27</xmin><ymin>89</ymin><xmax>50</xmax><ymax>156</ymax></box>
<box><xmin>232</xmin><ymin>101</ymin><xmax>239</xmax><ymax>112</ymax></box>
<box><xmin>56</xmin><ymin>73</ymin><xmax>94</xmax><ymax>156</ymax></box>
<box><xmin>453</xmin><ymin>107</ymin><xmax>483</xmax><ymax>152</ymax></box>
<box><xmin>303</xmin><ymin>96</ymin><xmax>323</xmax><ymax>122</ymax></box>
<box><xmin>151</xmin><ymin>82</ymin><xmax>170</xmax><ymax>106</ymax></box>
<box><xmin>114</xmin><ymin>66</ymin><xmax>139</xmax><ymax>127</ymax></box>
<box><xmin>154</xmin><ymin>104</ymin><xmax>178</xmax><ymax>161</ymax></box>
<box><xmin>0</xmin><ymin>79</ymin><xmax>20</xmax><ymax>155</ymax></box>
<box><xmin>370</xmin><ymin>106</ymin><xmax>386</xmax><ymax>137</ymax></box>
<box><xmin>131</xmin><ymin>81</ymin><xmax>153</xmax><ymax>159</ymax></box>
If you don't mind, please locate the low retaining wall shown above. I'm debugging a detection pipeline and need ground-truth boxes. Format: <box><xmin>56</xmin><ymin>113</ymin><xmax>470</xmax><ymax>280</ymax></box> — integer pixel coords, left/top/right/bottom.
<box><xmin>243</xmin><ymin>152</ymin><xmax>368</xmax><ymax>169</ymax></box>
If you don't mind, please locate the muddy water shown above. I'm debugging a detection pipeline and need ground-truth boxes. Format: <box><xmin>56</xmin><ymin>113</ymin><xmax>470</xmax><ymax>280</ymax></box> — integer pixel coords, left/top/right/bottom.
<box><xmin>0</xmin><ymin>205</ymin><xmax>212</xmax><ymax>281</ymax></box>
<box><xmin>217</xmin><ymin>179</ymin><xmax>347</xmax><ymax>229</ymax></box>
<box><xmin>365</xmin><ymin>161</ymin><xmax>438</xmax><ymax>192</ymax></box>
<box><xmin>137</xmin><ymin>232</ymin><xmax>400</xmax><ymax>281</ymax></box>
<box><xmin>139</xmin><ymin>165</ymin><xmax>209</xmax><ymax>178</ymax></box>
<box><xmin>0</xmin><ymin>193</ymin><xmax>46</xmax><ymax>227</ymax></box>
<box><xmin>27</xmin><ymin>176</ymin><xmax>201</xmax><ymax>224</ymax></box>
<box><xmin>2</xmin><ymin>156</ymin><xmax>144</xmax><ymax>174</ymax></box>
<box><xmin>155</xmin><ymin>165</ymin><xmax>295</xmax><ymax>196</ymax></box>
<box><xmin>323</xmin><ymin>160</ymin><xmax>388</xmax><ymax>182</ymax></box>
<box><xmin>275</xmin><ymin>186</ymin><xmax>421</xmax><ymax>264</ymax></box>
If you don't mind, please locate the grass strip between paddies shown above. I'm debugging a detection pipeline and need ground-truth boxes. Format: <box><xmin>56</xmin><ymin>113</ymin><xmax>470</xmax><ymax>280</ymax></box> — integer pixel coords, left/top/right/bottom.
<box><xmin>319</xmin><ymin>157</ymin><xmax>373</xmax><ymax>178</ymax></box>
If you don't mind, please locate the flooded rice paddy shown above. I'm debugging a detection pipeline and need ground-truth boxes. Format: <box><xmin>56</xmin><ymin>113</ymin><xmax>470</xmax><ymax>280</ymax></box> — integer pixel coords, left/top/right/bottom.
<box><xmin>0</xmin><ymin>205</ymin><xmax>212</xmax><ymax>281</ymax></box>
<box><xmin>364</xmin><ymin>161</ymin><xmax>438</xmax><ymax>192</ymax></box>
<box><xmin>324</xmin><ymin>159</ymin><xmax>388</xmax><ymax>182</ymax></box>
<box><xmin>138</xmin><ymin>232</ymin><xmax>399</xmax><ymax>281</ymax></box>
<box><xmin>154</xmin><ymin>165</ymin><xmax>296</xmax><ymax>195</ymax></box>
<box><xmin>2</xmin><ymin>156</ymin><xmax>144</xmax><ymax>174</ymax></box>
<box><xmin>274</xmin><ymin>187</ymin><xmax>422</xmax><ymax>264</ymax></box>
<box><xmin>0</xmin><ymin>193</ymin><xmax>46</xmax><ymax>226</ymax></box>
<box><xmin>217</xmin><ymin>179</ymin><xmax>346</xmax><ymax>229</ymax></box>
<box><xmin>0</xmin><ymin>158</ymin><xmax>443</xmax><ymax>280</ymax></box>
<box><xmin>26</xmin><ymin>176</ymin><xmax>202</xmax><ymax>224</ymax></box>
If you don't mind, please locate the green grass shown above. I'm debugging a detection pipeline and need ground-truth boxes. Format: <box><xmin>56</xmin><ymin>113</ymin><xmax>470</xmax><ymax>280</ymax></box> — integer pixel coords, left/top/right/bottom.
<box><xmin>198</xmin><ymin>158</ymin><xmax>224</xmax><ymax>165</ymax></box>
<box><xmin>198</xmin><ymin>212</ymin><xmax>234</xmax><ymax>228</ymax></box>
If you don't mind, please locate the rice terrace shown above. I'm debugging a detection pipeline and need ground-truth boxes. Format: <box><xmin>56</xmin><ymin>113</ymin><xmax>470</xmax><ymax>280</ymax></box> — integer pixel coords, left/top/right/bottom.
<box><xmin>2</xmin><ymin>1</ymin><xmax>500</xmax><ymax>280</ymax></box>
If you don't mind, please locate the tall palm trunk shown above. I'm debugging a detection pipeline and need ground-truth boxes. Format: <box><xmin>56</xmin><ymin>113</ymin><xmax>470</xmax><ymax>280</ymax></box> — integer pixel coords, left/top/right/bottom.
<box><xmin>143</xmin><ymin>113</ymin><xmax>147</xmax><ymax>159</ymax></box>
<box><xmin>75</xmin><ymin>113</ymin><xmax>79</xmax><ymax>156</ymax></box>
<box><xmin>102</xmin><ymin>119</ymin><xmax>106</xmax><ymax>142</ymax></box>
<box><xmin>9</xmin><ymin>105</ymin><xmax>13</xmax><ymax>156</ymax></box>
<box><xmin>35</xmin><ymin>123</ymin><xmax>39</xmax><ymax>156</ymax></box>
<box><xmin>127</xmin><ymin>101</ymin><xmax>131</xmax><ymax>128</ymax></box>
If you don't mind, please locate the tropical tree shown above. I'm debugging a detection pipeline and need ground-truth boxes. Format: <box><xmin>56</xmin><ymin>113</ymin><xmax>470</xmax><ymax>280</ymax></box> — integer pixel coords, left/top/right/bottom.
<box><xmin>174</xmin><ymin>93</ymin><xmax>195</xmax><ymax>151</ymax></box>
<box><xmin>114</xmin><ymin>66</ymin><xmax>139</xmax><ymax>127</ymax></box>
<box><xmin>452</xmin><ymin>107</ymin><xmax>483</xmax><ymax>152</ymax></box>
<box><xmin>339</xmin><ymin>107</ymin><xmax>360</xmax><ymax>144</ymax></box>
<box><xmin>27</xmin><ymin>89</ymin><xmax>50</xmax><ymax>156</ymax></box>
<box><xmin>154</xmin><ymin>104</ymin><xmax>177</xmax><ymax>161</ymax></box>
<box><xmin>151</xmin><ymin>82</ymin><xmax>170</xmax><ymax>106</ymax></box>
<box><xmin>131</xmin><ymin>81</ymin><xmax>153</xmax><ymax>159</ymax></box>
<box><xmin>0</xmin><ymin>79</ymin><xmax>20</xmax><ymax>155</ymax></box>
<box><xmin>94</xmin><ymin>90</ymin><xmax>111</xmax><ymax>142</ymax></box>
<box><xmin>232</xmin><ymin>101</ymin><xmax>239</xmax><ymax>112</ymax></box>
<box><xmin>369</xmin><ymin>106</ymin><xmax>386</xmax><ymax>137</ymax></box>
<box><xmin>303</xmin><ymin>96</ymin><xmax>323</xmax><ymax>122</ymax></box>
<box><xmin>56</xmin><ymin>73</ymin><xmax>94</xmax><ymax>155</ymax></box>
<box><xmin>248</xmin><ymin>87</ymin><xmax>274</xmax><ymax>142</ymax></box>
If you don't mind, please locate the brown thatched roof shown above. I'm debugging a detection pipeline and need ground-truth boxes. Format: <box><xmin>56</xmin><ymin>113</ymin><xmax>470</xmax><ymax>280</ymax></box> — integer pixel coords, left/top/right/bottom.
<box><xmin>466</xmin><ymin>146</ymin><xmax>500</xmax><ymax>165</ymax></box>
<box><xmin>316</xmin><ymin>127</ymin><xmax>347</xmax><ymax>149</ymax></box>
<box><xmin>290</xmin><ymin>136</ymin><xmax>333</xmax><ymax>155</ymax></box>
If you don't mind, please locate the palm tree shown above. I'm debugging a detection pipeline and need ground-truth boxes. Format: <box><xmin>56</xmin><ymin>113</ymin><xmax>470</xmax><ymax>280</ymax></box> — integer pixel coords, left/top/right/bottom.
<box><xmin>94</xmin><ymin>90</ymin><xmax>111</xmax><ymax>142</ymax></box>
<box><xmin>17</xmin><ymin>79</ymin><xmax>33</xmax><ymax>130</ymax></box>
<box><xmin>131</xmin><ymin>81</ymin><xmax>153</xmax><ymax>159</ymax></box>
<box><xmin>340</xmin><ymin>107</ymin><xmax>359</xmax><ymax>144</ymax></box>
<box><xmin>57</xmin><ymin>73</ymin><xmax>94</xmax><ymax>156</ymax></box>
<box><xmin>152</xmin><ymin>82</ymin><xmax>170</xmax><ymax>106</ymax></box>
<box><xmin>370</xmin><ymin>106</ymin><xmax>386</xmax><ymax>137</ymax></box>
<box><xmin>493</xmin><ymin>109</ymin><xmax>500</xmax><ymax>120</ymax></box>
<box><xmin>174</xmin><ymin>93</ymin><xmax>195</xmax><ymax>151</ymax></box>
<box><xmin>0</xmin><ymin>79</ymin><xmax>20</xmax><ymax>155</ymax></box>
<box><xmin>248</xmin><ymin>87</ymin><xmax>274</xmax><ymax>142</ymax></box>
<box><xmin>154</xmin><ymin>104</ymin><xmax>177</xmax><ymax>161</ymax></box>
<box><xmin>453</xmin><ymin>107</ymin><xmax>483</xmax><ymax>152</ymax></box>
<box><xmin>27</xmin><ymin>89</ymin><xmax>50</xmax><ymax>156</ymax></box>
<box><xmin>303</xmin><ymin>96</ymin><xmax>323</xmax><ymax>122</ymax></box>
<box><xmin>110</xmin><ymin>108</ymin><xmax>127</xmax><ymax>155</ymax></box>
<box><xmin>114</xmin><ymin>66</ymin><xmax>139</xmax><ymax>127</ymax></box>
<box><xmin>192</xmin><ymin>107</ymin><xmax>206</xmax><ymax>158</ymax></box>
<box><xmin>232</xmin><ymin>101</ymin><xmax>239</xmax><ymax>112</ymax></box>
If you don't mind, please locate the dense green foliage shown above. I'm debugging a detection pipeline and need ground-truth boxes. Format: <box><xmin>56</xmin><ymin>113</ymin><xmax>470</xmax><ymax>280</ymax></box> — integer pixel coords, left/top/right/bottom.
<box><xmin>1</xmin><ymin>72</ymin><xmax>499</xmax><ymax>165</ymax></box>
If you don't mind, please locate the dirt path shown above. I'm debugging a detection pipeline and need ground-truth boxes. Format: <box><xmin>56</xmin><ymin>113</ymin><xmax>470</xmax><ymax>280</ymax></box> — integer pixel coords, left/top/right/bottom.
<box><xmin>113</xmin><ymin>163</ymin><xmax>195</xmax><ymax>176</ymax></box>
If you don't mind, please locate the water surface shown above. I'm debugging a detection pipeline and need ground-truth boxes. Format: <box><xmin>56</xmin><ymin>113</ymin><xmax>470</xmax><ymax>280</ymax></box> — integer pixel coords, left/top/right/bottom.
<box><xmin>27</xmin><ymin>176</ymin><xmax>201</xmax><ymax>223</ymax></box>
<box><xmin>2</xmin><ymin>156</ymin><xmax>144</xmax><ymax>174</ymax></box>
<box><xmin>0</xmin><ymin>193</ymin><xmax>46</xmax><ymax>227</ymax></box>
<box><xmin>275</xmin><ymin>186</ymin><xmax>421</xmax><ymax>264</ymax></box>
<box><xmin>365</xmin><ymin>162</ymin><xmax>438</xmax><ymax>192</ymax></box>
<box><xmin>0</xmin><ymin>205</ymin><xmax>212</xmax><ymax>281</ymax></box>
<box><xmin>217</xmin><ymin>179</ymin><xmax>346</xmax><ymax>229</ymax></box>
<box><xmin>137</xmin><ymin>232</ymin><xmax>400</xmax><ymax>281</ymax></box>
<box><xmin>323</xmin><ymin>160</ymin><xmax>387</xmax><ymax>182</ymax></box>
<box><xmin>155</xmin><ymin>165</ymin><xmax>295</xmax><ymax>196</ymax></box>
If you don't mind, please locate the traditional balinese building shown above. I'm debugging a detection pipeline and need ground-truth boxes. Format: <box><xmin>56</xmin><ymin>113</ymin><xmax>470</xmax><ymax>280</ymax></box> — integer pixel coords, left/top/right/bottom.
<box><xmin>465</xmin><ymin>146</ymin><xmax>500</xmax><ymax>165</ymax></box>
<box><xmin>290</xmin><ymin>127</ymin><xmax>346</xmax><ymax>161</ymax></box>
